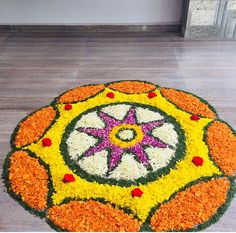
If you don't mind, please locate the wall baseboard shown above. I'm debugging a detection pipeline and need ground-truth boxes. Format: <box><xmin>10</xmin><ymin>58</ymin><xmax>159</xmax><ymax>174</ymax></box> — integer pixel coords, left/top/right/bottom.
<box><xmin>0</xmin><ymin>24</ymin><xmax>181</xmax><ymax>34</ymax></box>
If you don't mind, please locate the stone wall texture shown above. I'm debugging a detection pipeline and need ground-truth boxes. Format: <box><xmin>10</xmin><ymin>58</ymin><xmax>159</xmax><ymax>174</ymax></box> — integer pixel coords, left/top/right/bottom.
<box><xmin>184</xmin><ymin>0</ymin><xmax>236</xmax><ymax>39</ymax></box>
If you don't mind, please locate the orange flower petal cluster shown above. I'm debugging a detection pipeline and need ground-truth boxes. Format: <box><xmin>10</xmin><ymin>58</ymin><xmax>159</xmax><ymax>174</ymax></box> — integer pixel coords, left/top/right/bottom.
<box><xmin>207</xmin><ymin>121</ymin><xmax>236</xmax><ymax>176</ymax></box>
<box><xmin>47</xmin><ymin>200</ymin><xmax>141</xmax><ymax>232</ymax></box>
<box><xmin>14</xmin><ymin>106</ymin><xmax>56</xmax><ymax>147</ymax></box>
<box><xmin>108</xmin><ymin>81</ymin><xmax>156</xmax><ymax>94</ymax></box>
<box><xmin>57</xmin><ymin>84</ymin><xmax>105</xmax><ymax>103</ymax></box>
<box><xmin>150</xmin><ymin>177</ymin><xmax>230</xmax><ymax>231</ymax></box>
<box><xmin>8</xmin><ymin>150</ymin><xmax>49</xmax><ymax>210</ymax></box>
<box><xmin>160</xmin><ymin>88</ymin><xmax>216</xmax><ymax>118</ymax></box>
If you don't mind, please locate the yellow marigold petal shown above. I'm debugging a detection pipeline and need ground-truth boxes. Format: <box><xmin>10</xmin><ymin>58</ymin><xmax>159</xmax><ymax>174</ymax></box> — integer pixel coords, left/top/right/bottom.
<box><xmin>107</xmin><ymin>81</ymin><xmax>156</xmax><ymax>94</ymax></box>
<box><xmin>14</xmin><ymin>106</ymin><xmax>56</xmax><ymax>147</ymax></box>
<box><xmin>206</xmin><ymin>121</ymin><xmax>236</xmax><ymax>176</ymax></box>
<box><xmin>57</xmin><ymin>84</ymin><xmax>105</xmax><ymax>103</ymax></box>
<box><xmin>47</xmin><ymin>200</ymin><xmax>141</xmax><ymax>232</ymax></box>
<box><xmin>150</xmin><ymin>177</ymin><xmax>230</xmax><ymax>231</ymax></box>
<box><xmin>160</xmin><ymin>88</ymin><xmax>216</xmax><ymax>118</ymax></box>
<box><xmin>8</xmin><ymin>150</ymin><xmax>49</xmax><ymax>210</ymax></box>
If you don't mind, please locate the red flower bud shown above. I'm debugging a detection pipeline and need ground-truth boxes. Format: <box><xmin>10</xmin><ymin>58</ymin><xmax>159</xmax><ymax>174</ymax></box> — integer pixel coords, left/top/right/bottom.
<box><xmin>63</xmin><ymin>174</ymin><xmax>75</xmax><ymax>183</ymax></box>
<box><xmin>148</xmin><ymin>92</ymin><xmax>157</xmax><ymax>99</ymax></box>
<box><xmin>64</xmin><ymin>104</ymin><xmax>72</xmax><ymax>110</ymax></box>
<box><xmin>190</xmin><ymin>114</ymin><xmax>200</xmax><ymax>121</ymax></box>
<box><xmin>106</xmin><ymin>92</ymin><xmax>115</xmax><ymax>99</ymax></box>
<box><xmin>42</xmin><ymin>138</ymin><xmax>52</xmax><ymax>147</ymax></box>
<box><xmin>131</xmin><ymin>188</ymin><xmax>143</xmax><ymax>197</ymax></box>
<box><xmin>192</xmin><ymin>156</ymin><xmax>204</xmax><ymax>166</ymax></box>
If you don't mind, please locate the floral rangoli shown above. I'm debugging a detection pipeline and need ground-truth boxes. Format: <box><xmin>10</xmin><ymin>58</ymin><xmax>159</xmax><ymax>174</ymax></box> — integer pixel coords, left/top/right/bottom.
<box><xmin>2</xmin><ymin>80</ymin><xmax>236</xmax><ymax>232</ymax></box>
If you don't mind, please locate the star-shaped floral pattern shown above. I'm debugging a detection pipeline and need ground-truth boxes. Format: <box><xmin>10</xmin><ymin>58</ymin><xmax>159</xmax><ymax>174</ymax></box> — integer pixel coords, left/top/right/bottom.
<box><xmin>77</xmin><ymin>107</ymin><xmax>168</xmax><ymax>172</ymax></box>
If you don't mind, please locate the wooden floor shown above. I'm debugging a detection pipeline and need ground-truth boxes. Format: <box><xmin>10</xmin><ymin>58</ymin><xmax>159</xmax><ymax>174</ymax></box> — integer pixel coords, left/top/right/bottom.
<box><xmin>0</xmin><ymin>31</ymin><xmax>236</xmax><ymax>231</ymax></box>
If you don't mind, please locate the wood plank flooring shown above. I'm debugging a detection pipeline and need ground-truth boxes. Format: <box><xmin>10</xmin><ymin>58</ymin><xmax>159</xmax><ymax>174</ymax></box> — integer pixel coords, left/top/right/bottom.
<box><xmin>0</xmin><ymin>31</ymin><xmax>236</xmax><ymax>231</ymax></box>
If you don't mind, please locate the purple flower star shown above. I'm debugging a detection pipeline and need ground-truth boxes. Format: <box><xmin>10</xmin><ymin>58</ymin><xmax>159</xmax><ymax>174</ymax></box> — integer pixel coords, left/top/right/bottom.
<box><xmin>77</xmin><ymin>107</ymin><xmax>167</xmax><ymax>172</ymax></box>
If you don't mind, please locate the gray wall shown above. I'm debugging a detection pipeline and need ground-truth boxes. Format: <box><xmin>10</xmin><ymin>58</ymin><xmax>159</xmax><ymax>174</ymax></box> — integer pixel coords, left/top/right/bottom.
<box><xmin>0</xmin><ymin>0</ymin><xmax>183</xmax><ymax>25</ymax></box>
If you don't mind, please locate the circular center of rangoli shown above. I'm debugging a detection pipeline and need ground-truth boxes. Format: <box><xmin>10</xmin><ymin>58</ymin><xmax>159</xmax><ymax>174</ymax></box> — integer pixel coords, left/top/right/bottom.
<box><xmin>115</xmin><ymin>127</ymin><xmax>139</xmax><ymax>142</ymax></box>
<box><xmin>63</xmin><ymin>103</ymin><xmax>183</xmax><ymax>185</ymax></box>
<box><xmin>110</xmin><ymin>124</ymin><xmax>143</xmax><ymax>148</ymax></box>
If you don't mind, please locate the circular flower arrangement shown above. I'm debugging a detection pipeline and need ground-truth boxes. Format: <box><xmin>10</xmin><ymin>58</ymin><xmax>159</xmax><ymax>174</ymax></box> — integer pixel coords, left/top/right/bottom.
<box><xmin>2</xmin><ymin>80</ymin><xmax>236</xmax><ymax>232</ymax></box>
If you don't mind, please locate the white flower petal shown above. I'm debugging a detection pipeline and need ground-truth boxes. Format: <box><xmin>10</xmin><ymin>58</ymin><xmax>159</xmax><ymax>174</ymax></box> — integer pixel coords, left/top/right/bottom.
<box><xmin>152</xmin><ymin>123</ymin><xmax>178</xmax><ymax>146</ymax></box>
<box><xmin>145</xmin><ymin>147</ymin><xmax>175</xmax><ymax>170</ymax></box>
<box><xmin>117</xmin><ymin>129</ymin><xmax>134</xmax><ymax>140</ymax></box>
<box><xmin>101</xmin><ymin>104</ymin><xmax>131</xmax><ymax>120</ymax></box>
<box><xmin>78</xmin><ymin>150</ymin><xmax>108</xmax><ymax>176</ymax></box>
<box><xmin>136</xmin><ymin>107</ymin><xmax>163</xmax><ymax>123</ymax></box>
<box><xmin>109</xmin><ymin>153</ymin><xmax>148</xmax><ymax>180</ymax></box>
<box><xmin>67</xmin><ymin>131</ymin><xmax>97</xmax><ymax>160</ymax></box>
<box><xmin>75</xmin><ymin>112</ymin><xmax>105</xmax><ymax>129</ymax></box>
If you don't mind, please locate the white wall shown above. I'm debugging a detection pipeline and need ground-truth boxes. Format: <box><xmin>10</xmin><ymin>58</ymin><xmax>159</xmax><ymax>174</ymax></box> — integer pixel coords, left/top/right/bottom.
<box><xmin>0</xmin><ymin>0</ymin><xmax>183</xmax><ymax>25</ymax></box>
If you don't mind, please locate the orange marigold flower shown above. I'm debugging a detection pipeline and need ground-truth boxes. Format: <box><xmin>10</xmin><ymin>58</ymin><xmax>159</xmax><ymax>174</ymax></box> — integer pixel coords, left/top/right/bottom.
<box><xmin>8</xmin><ymin>151</ymin><xmax>49</xmax><ymax>210</ymax></box>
